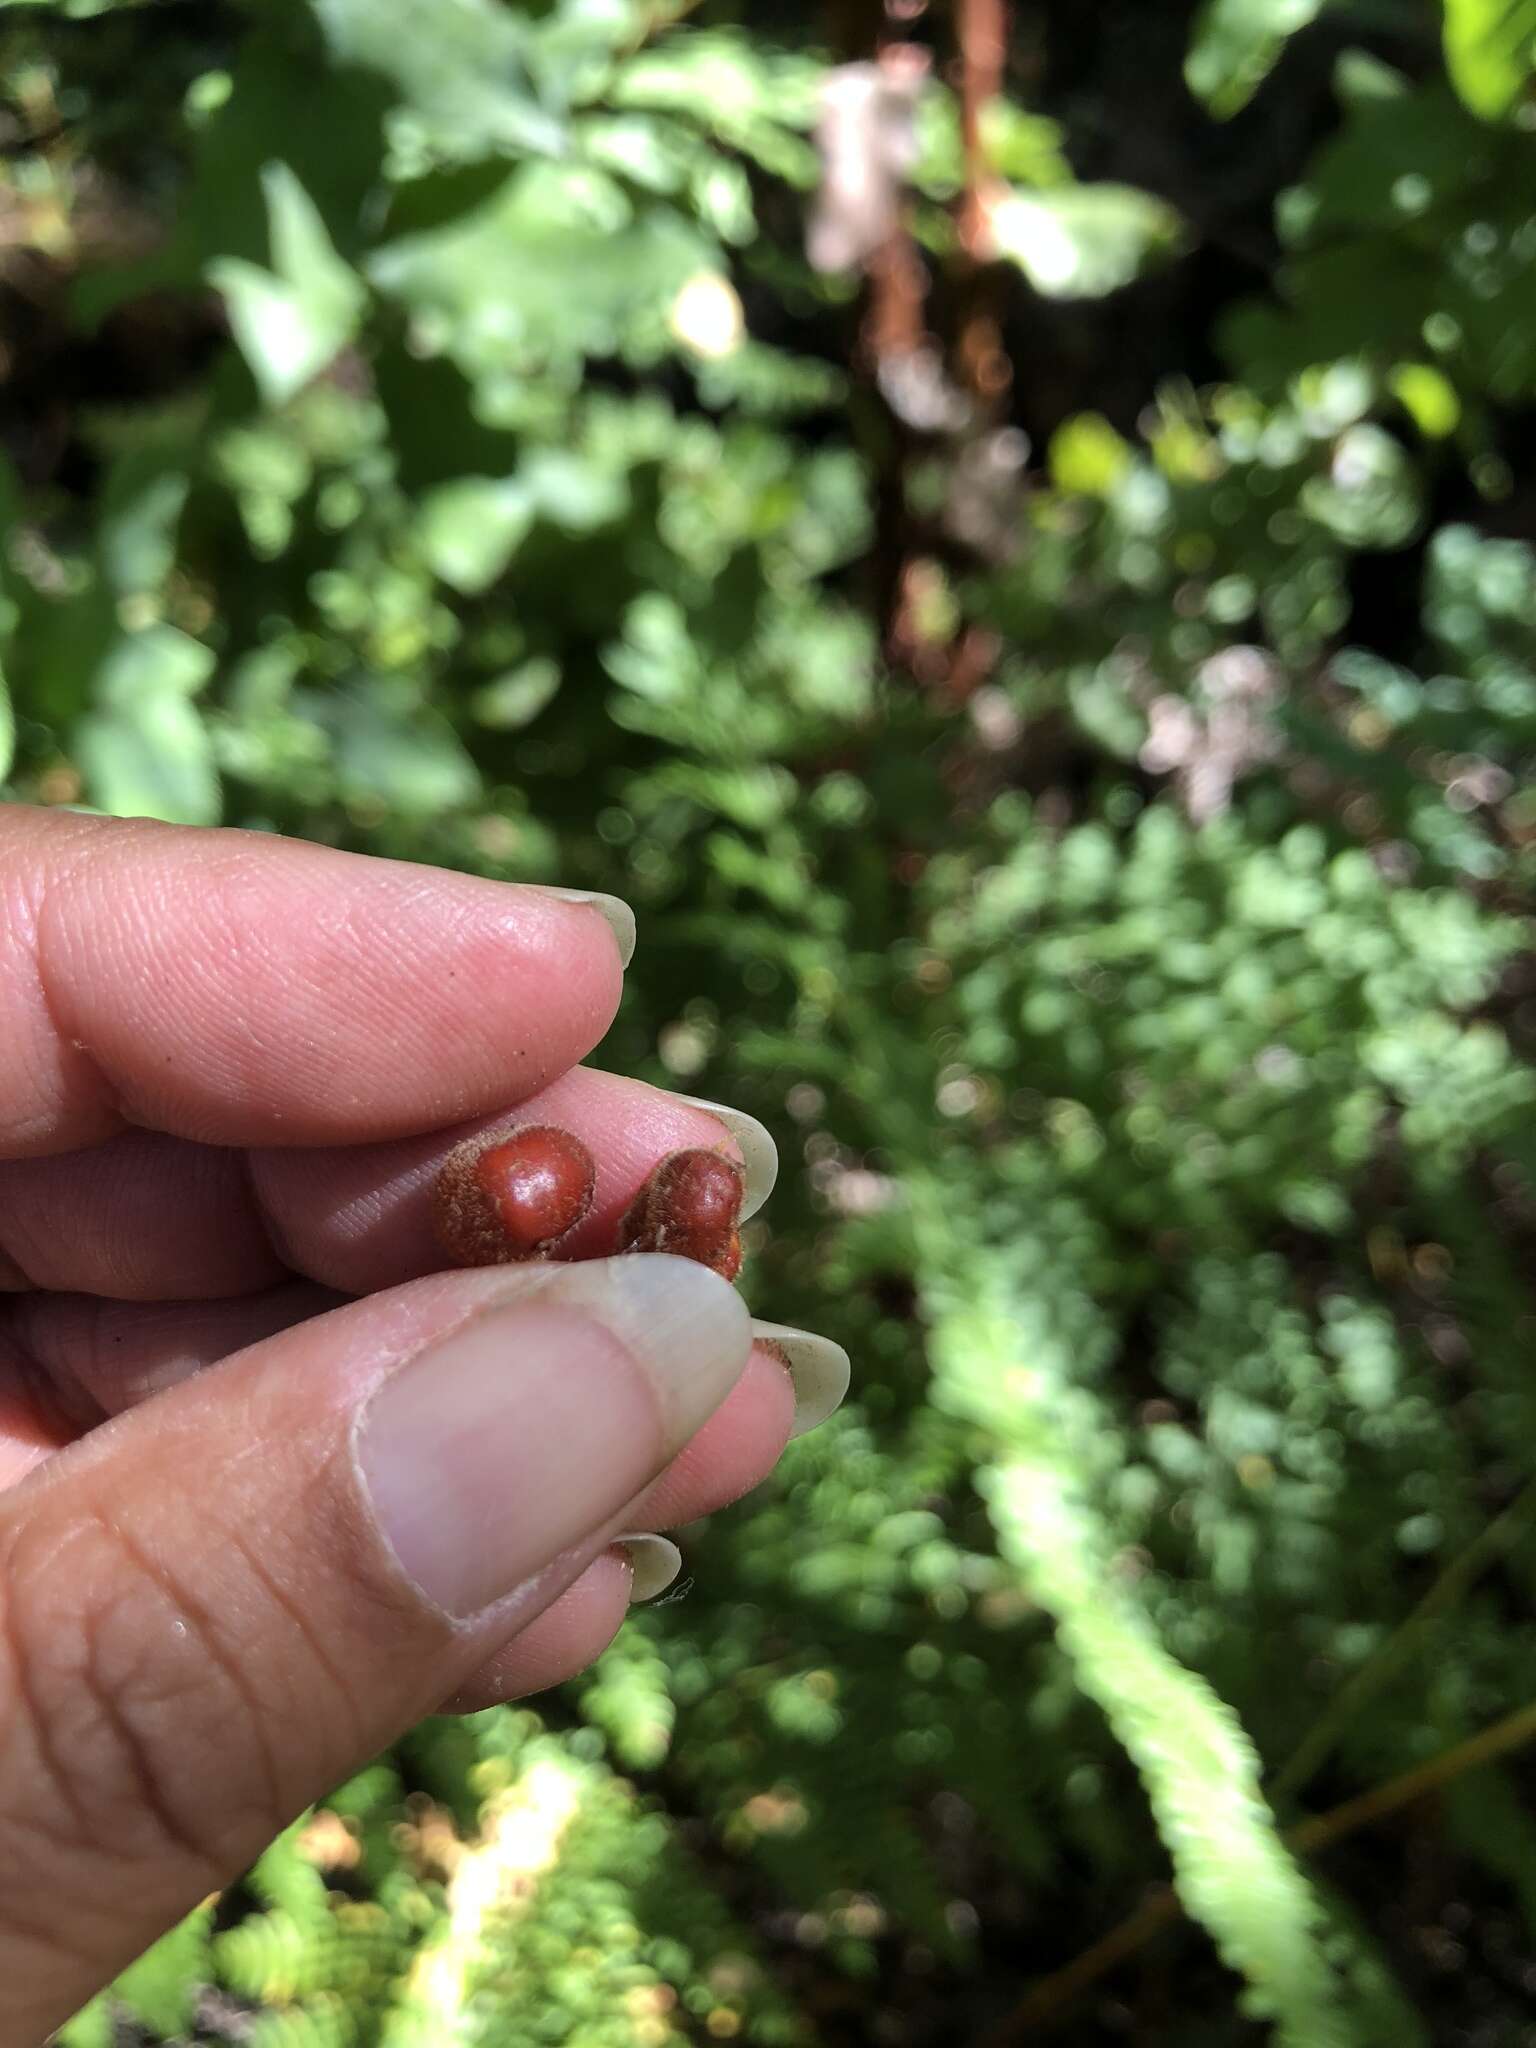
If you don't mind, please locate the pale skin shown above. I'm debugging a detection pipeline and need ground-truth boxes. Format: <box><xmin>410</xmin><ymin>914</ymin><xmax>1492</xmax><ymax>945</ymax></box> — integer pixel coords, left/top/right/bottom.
<box><xmin>0</xmin><ymin>806</ymin><xmax>802</xmax><ymax>2039</ymax></box>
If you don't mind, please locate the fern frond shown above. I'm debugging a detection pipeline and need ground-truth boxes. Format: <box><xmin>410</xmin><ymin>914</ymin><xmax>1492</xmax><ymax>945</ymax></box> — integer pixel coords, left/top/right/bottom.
<box><xmin>917</xmin><ymin>1196</ymin><xmax>1352</xmax><ymax>2045</ymax></box>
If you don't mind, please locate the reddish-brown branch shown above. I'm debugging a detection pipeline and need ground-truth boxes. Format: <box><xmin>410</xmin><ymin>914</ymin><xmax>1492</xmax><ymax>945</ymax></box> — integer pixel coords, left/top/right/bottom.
<box><xmin>860</xmin><ymin>182</ymin><xmax>930</xmax><ymax>368</ymax></box>
<box><xmin>856</xmin><ymin>19</ymin><xmax>938</xmax><ymax>679</ymax></box>
<box><xmin>987</xmin><ymin>1695</ymin><xmax>1536</xmax><ymax>2041</ymax></box>
<box><xmin>839</xmin><ymin>0</ymin><xmax>1009</xmax><ymax>702</ymax></box>
<box><xmin>954</xmin><ymin>0</ymin><xmax>1011</xmax><ymax>408</ymax></box>
<box><xmin>957</xmin><ymin>0</ymin><xmax>1008</xmax><ymax>259</ymax></box>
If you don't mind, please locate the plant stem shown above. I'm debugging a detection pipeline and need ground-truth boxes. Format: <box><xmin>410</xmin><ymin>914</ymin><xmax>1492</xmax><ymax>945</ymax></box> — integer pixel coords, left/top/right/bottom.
<box><xmin>1287</xmin><ymin>1698</ymin><xmax>1536</xmax><ymax>1857</ymax></box>
<box><xmin>1271</xmin><ymin>1472</ymin><xmax>1536</xmax><ymax>1804</ymax></box>
<box><xmin>990</xmin><ymin>1693</ymin><xmax>1536</xmax><ymax>2039</ymax></box>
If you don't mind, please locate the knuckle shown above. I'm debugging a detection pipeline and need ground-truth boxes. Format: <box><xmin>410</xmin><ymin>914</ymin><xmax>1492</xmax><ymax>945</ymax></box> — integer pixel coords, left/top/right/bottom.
<box><xmin>0</xmin><ymin>1507</ymin><xmax>281</xmax><ymax>1879</ymax></box>
<box><xmin>0</xmin><ymin>1451</ymin><xmax>434</xmax><ymax>1894</ymax></box>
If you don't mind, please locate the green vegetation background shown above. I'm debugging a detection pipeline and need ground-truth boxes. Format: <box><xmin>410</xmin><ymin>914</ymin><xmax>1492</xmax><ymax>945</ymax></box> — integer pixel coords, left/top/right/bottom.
<box><xmin>5</xmin><ymin>0</ymin><xmax>1536</xmax><ymax>2039</ymax></box>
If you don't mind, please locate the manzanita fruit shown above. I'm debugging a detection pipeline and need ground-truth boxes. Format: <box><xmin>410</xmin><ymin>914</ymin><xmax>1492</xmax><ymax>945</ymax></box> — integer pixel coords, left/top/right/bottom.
<box><xmin>618</xmin><ymin>1147</ymin><xmax>746</xmax><ymax>1281</ymax></box>
<box><xmin>434</xmin><ymin>1130</ymin><xmax>748</xmax><ymax>1279</ymax></box>
<box><xmin>434</xmin><ymin>1125</ymin><xmax>597</xmax><ymax>1267</ymax></box>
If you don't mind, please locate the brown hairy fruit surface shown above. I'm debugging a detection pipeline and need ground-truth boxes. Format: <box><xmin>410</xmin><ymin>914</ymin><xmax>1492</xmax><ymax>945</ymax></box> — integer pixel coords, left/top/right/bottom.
<box><xmin>434</xmin><ymin>1125</ymin><xmax>596</xmax><ymax>1267</ymax></box>
<box><xmin>618</xmin><ymin>1148</ymin><xmax>746</xmax><ymax>1280</ymax></box>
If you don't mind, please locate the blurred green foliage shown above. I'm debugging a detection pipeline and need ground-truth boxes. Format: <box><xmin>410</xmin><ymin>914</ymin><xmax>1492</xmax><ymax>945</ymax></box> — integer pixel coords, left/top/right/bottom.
<box><xmin>5</xmin><ymin>0</ymin><xmax>1536</xmax><ymax>2040</ymax></box>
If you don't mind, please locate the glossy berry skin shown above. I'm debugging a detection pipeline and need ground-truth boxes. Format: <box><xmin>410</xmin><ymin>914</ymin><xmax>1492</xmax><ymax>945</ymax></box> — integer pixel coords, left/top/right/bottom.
<box><xmin>618</xmin><ymin>1148</ymin><xmax>745</xmax><ymax>1281</ymax></box>
<box><xmin>435</xmin><ymin>1125</ymin><xmax>596</xmax><ymax>1267</ymax></box>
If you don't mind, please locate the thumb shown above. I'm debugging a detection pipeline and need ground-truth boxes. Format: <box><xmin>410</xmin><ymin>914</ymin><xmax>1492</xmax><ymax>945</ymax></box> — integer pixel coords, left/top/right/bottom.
<box><xmin>0</xmin><ymin>1255</ymin><xmax>748</xmax><ymax>2039</ymax></box>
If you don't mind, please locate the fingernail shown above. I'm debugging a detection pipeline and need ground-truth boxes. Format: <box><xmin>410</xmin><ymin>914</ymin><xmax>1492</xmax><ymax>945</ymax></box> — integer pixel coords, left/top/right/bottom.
<box><xmin>752</xmin><ymin>1321</ymin><xmax>851</xmax><ymax>1439</ymax></box>
<box><xmin>531</xmin><ymin>887</ymin><xmax>637</xmax><ymax>969</ymax></box>
<box><xmin>358</xmin><ymin>1257</ymin><xmax>750</xmax><ymax>1616</ymax></box>
<box><xmin>613</xmin><ymin>1532</ymin><xmax>683</xmax><ymax>1603</ymax></box>
<box><xmin>671</xmin><ymin>1094</ymin><xmax>779</xmax><ymax>1219</ymax></box>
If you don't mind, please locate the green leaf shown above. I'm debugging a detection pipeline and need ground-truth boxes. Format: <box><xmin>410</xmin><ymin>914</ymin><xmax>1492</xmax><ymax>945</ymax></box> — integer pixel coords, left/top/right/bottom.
<box><xmin>94</xmin><ymin>625</ymin><xmax>217</xmax><ymax>708</ymax></box>
<box><xmin>1333</xmin><ymin>49</ymin><xmax>1411</xmax><ymax>103</ymax></box>
<box><xmin>208</xmin><ymin>163</ymin><xmax>366</xmax><ymax>406</ymax></box>
<box><xmin>77</xmin><ymin>34</ymin><xmax>388</xmax><ymax>328</ymax></box>
<box><xmin>300</xmin><ymin>685</ymin><xmax>482</xmax><ymax>816</ymax></box>
<box><xmin>520</xmin><ymin>449</ymin><xmax>630</xmax><ymax>530</ymax></box>
<box><xmin>473</xmin><ymin>657</ymin><xmax>563</xmax><ymax>729</ymax></box>
<box><xmin>1300</xmin><ymin>422</ymin><xmax>1423</xmax><ymax>547</ymax></box>
<box><xmin>1312</xmin><ymin>1887</ymin><xmax>1433</xmax><ymax>2047</ymax></box>
<box><xmin>1443</xmin><ymin>0</ymin><xmax>1536</xmax><ymax>118</ymax></box>
<box><xmin>1390</xmin><ymin>362</ymin><xmax>1463</xmax><ymax>437</ymax></box>
<box><xmin>0</xmin><ymin>460</ymin><xmax>20</xmax><ymax>754</ymax></box>
<box><xmin>418</xmin><ymin>478</ymin><xmax>535</xmax><ymax>594</ymax></box>
<box><xmin>99</xmin><ymin>463</ymin><xmax>191</xmax><ymax>597</ymax></box>
<box><xmin>914</xmin><ymin>89</ymin><xmax>1071</xmax><ymax>198</ymax></box>
<box><xmin>369</xmin><ymin>162</ymin><xmax>711</xmax><ymax>383</ymax></box>
<box><xmin>76</xmin><ymin>627</ymin><xmax>220</xmax><ymax>825</ymax></box>
<box><xmin>0</xmin><ymin>663</ymin><xmax>14</xmax><ymax>786</ymax></box>
<box><xmin>576</xmin><ymin>1629</ymin><xmax>676</xmax><ymax>1772</ymax></box>
<box><xmin>52</xmin><ymin>2001</ymin><xmax>112</xmax><ymax>2048</ymax></box>
<box><xmin>1282</xmin><ymin>80</ymin><xmax>1489</xmax><ymax>237</ymax></box>
<box><xmin>1186</xmin><ymin>0</ymin><xmax>1327</xmax><ymax>118</ymax></box>
<box><xmin>110</xmin><ymin>1907</ymin><xmax>216</xmax><ymax>2035</ymax></box>
<box><xmin>613</xmin><ymin>30</ymin><xmax>821</xmax><ymax>183</ymax></box>
<box><xmin>1049</xmin><ymin>413</ymin><xmax>1133</xmax><ymax>496</ymax></box>
<box><xmin>918</xmin><ymin>1213</ymin><xmax>1355</xmax><ymax>2048</ymax></box>
<box><xmin>77</xmin><ymin>698</ymin><xmax>221</xmax><ymax>826</ymax></box>
<box><xmin>309</xmin><ymin>0</ymin><xmax>564</xmax><ymax>159</ymax></box>
<box><xmin>990</xmin><ymin>184</ymin><xmax>1185</xmax><ymax>299</ymax></box>
<box><xmin>0</xmin><ymin>0</ymin><xmax>149</xmax><ymax>11</ymax></box>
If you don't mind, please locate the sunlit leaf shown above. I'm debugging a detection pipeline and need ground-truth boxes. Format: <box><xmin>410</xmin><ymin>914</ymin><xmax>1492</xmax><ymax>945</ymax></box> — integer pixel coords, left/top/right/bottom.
<box><xmin>77</xmin><ymin>697</ymin><xmax>221</xmax><ymax>825</ymax></box>
<box><xmin>309</xmin><ymin>0</ymin><xmax>564</xmax><ymax>158</ymax></box>
<box><xmin>0</xmin><ymin>665</ymin><xmax>15</xmax><ymax>785</ymax></box>
<box><xmin>418</xmin><ymin>477</ymin><xmax>535</xmax><ymax>594</ymax></box>
<box><xmin>1049</xmin><ymin>413</ymin><xmax>1133</xmax><ymax>496</ymax></box>
<box><xmin>94</xmin><ymin>625</ymin><xmax>217</xmax><ymax>708</ymax></box>
<box><xmin>1390</xmin><ymin>362</ymin><xmax>1463</xmax><ymax>437</ymax></box>
<box><xmin>920</xmin><ymin>1218</ymin><xmax>1355</xmax><ymax>2048</ymax></box>
<box><xmin>300</xmin><ymin>685</ymin><xmax>481</xmax><ymax>816</ymax></box>
<box><xmin>109</xmin><ymin>1909</ymin><xmax>215</xmax><ymax>2035</ymax></box>
<box><xmin>99</xmin><ymin>465</ymin><xmax>191</xmax><ymax>596</ymax></box>
<box><xmin>474</xmin><ymin>657</ymin><xmax>563</xmax><ymax>729</ymax></box>
<box><xmin>207</xmin><ymin>164</ymin><xmax>366</xmax><ymax>406</ymax></box>
<box><xmin>369</xmin><ymin>162</ymin><xmax>710</xmax><ymax>382</ymax></box>
<box><xmin>990</xmin><ymin>184</ymin><xmax>1184</xmax><ymax>299</ymax></box>
<box><xmin>1443</xmin><ymin>0</ymin><xmax>1536</xmax><ymax>117</ymax></box>
<box><xmin>915</xmin><ymin>89</ymin><xmax>1071</xmax><ymax>196</ymax></box>
<box><xmin>51</xmin><ymin>2002</ymin><xmax>112</xmax><ymax>2048</ymax></box>
<box><xmin>613</xmin><ymin>29</ymin><xmax>821</xmax><ymax>182</ymax></box>
<box><xmin>1186</xmin><ymin>0</ymin><xmax>1328</xmax><ymax>118</ymax></box>
<box><xmin>0</xmin><ymin>0</ymin><xmax>149</xmax><ymax>11</ymax></box>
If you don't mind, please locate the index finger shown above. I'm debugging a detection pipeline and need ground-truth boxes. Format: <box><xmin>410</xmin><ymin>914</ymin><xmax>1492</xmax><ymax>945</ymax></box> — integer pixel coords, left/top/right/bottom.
<box><xmin>0</xmin><ymin>807</ymin><xmax>632</xmax><ymax>1157</ymax></box>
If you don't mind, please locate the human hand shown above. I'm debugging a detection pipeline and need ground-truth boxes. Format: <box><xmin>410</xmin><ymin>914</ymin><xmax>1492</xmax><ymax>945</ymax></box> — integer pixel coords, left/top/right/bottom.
<box><xmin>0</xmin><ymin>806</ymin><xmax>848</xmax><ymax>2040</ymax></box>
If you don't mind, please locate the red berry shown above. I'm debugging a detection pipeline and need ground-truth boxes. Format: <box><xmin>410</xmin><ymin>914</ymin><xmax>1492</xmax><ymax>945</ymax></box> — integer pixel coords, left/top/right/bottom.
<box><xmin>618</xmin><ymin>1148</ymin><xmax>745</xmax><ymax>1279</ymax></box>
<box><xmin>435</xmin><ymin>1125</ymin><xmax>596</xmax><ymax>1267</ymax></box>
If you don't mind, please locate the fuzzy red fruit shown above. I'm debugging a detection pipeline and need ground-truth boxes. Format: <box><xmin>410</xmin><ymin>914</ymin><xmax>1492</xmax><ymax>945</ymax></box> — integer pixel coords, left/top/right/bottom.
<box><xmin>435</xmin><ymin>1125</ymin><xmax>596</xmax><ymax>1267</ymax></box>
<box><xmin>701</xmin><ymin>1227</ymin><xmax>744</xmax><ymax>1282</ymax></box>
<box><xmin>618</xmin><ymin>1148</ymin><xmax>745</xmax><ymax>1279</ymax></box>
